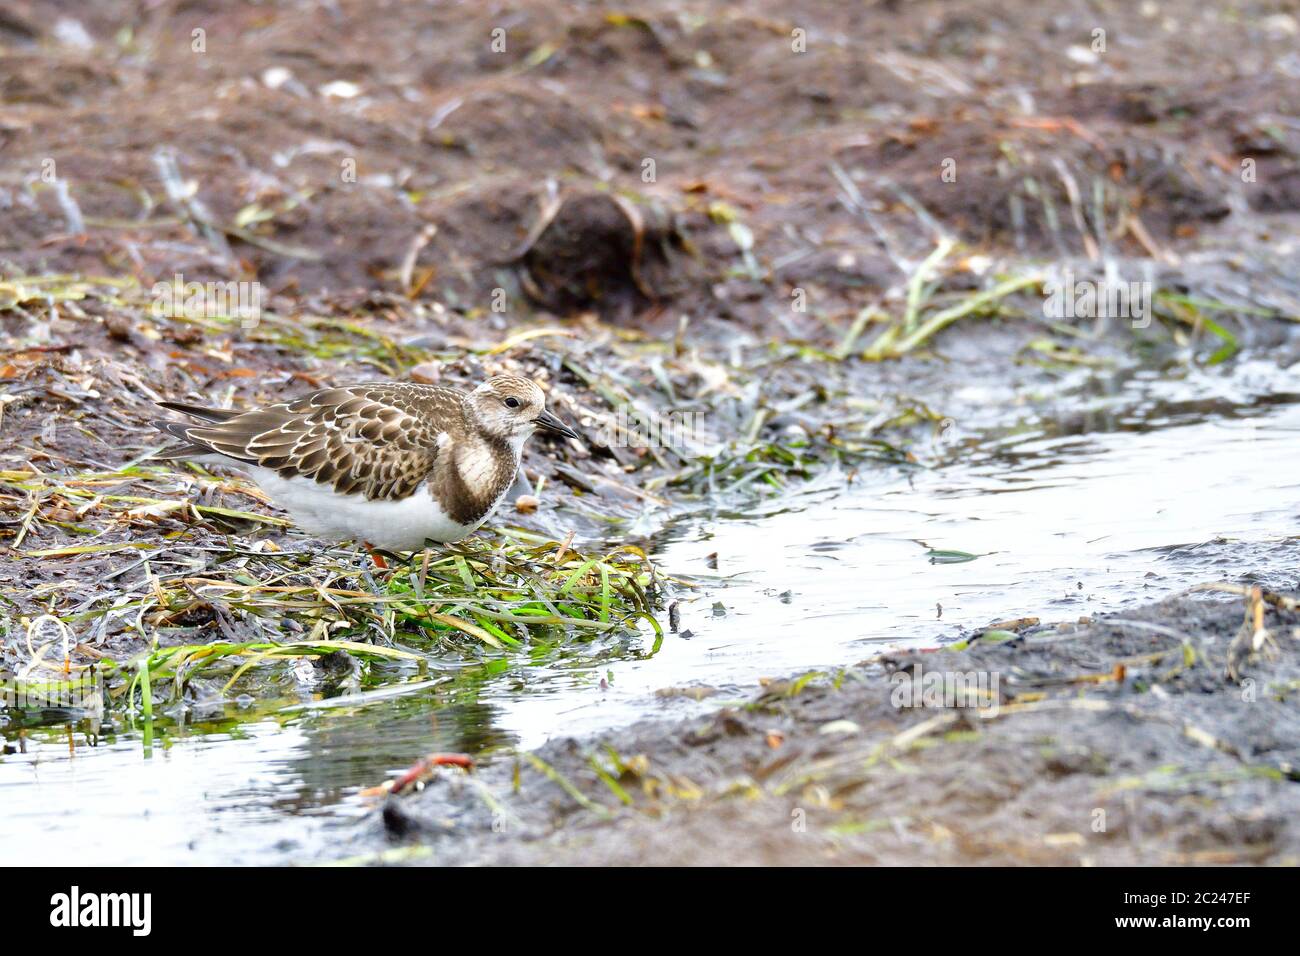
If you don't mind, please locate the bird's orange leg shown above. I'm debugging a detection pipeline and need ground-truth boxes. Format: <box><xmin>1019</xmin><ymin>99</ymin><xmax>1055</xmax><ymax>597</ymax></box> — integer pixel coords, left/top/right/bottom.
<box><xmin>362</xmin><ymin>542</ymin><xmax>388</xmax><ymax>570</ymax></box>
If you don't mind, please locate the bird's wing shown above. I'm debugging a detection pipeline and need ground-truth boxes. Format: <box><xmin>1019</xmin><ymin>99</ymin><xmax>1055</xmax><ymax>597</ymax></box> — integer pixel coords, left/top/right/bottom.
<box><xmin>163</xmin><ymin>383</ymin><xmax>463</xmax><ymax>500</ymax></box>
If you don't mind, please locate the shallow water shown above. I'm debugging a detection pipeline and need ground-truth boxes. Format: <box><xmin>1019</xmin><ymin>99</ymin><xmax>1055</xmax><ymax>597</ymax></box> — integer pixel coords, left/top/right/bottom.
<box><xmin>3</xmin><ymin>354</ymin><xmax>1298</xmax><ymax>865</ymax></box>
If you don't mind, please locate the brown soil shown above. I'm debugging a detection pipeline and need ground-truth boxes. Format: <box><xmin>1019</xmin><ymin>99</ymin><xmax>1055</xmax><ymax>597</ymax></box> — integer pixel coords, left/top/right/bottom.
<box><xmin>2</xmin><ymin>0</ymin><xmax>1297</xmax><ymax>319</ymax></box>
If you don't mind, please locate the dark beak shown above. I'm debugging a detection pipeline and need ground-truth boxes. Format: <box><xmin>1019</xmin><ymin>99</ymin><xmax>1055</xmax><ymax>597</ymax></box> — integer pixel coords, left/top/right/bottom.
<box><xmin>534</xmin><ymin>409</ymin><xmax>580</xmax><ymax>441</ymax></box>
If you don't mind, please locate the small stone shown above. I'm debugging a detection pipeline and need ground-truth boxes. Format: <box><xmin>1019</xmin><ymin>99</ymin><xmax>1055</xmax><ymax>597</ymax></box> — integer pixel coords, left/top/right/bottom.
<box><xmin>408</xmin><ymin>362</ymin><xmax>442</xmax><ymax>384</ymax></box>
<box><xmin>1066</xmin><ymin>45</ymin><xmax>1099</xmax><ymax>65</ymax></box>
<box><xmin>104</xmin><ymin>314</ymin><xmax>134</xmax><ymax>341</ymax></box>
<box><xmin>818</xmin><ymin>719</ymin><xmax>861</xmax><ymax>736</ymax></box>
<box><xmin>1264</xmin><ymin>13</ymin><xmax>1297</xmax><ymax>35</ymax></box>
<box><xmin>319</xmin><ymin>80</ymin><xmax>362</xmax><ymax>99</ymax></box>
<box><xmin>261</xmin><ymin>67</ymin><xmax>293</xmax><ymax>90</ymax></box>
<box><xmin>54</xmin><ymin>19</ymin><xmax>94</xmax><ymax>50</ymax></box>
<box><xmin>514</xmin><ymin>494</ymin><xmax>540</xmax><ymax>513</ymax></box>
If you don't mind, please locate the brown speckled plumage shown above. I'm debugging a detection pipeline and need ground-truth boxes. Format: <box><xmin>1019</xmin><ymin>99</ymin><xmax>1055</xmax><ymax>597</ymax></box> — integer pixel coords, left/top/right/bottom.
<box><xmin>152</xmin><ymin>376</ymin><xmax>579</xmax><ymax>542</ymax></box>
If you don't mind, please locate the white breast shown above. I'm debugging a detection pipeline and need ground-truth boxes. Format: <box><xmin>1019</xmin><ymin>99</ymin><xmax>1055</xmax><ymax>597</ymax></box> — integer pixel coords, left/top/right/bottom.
<box><xmin>244</xmin><ymin>465</ymin><xmax>482</xmax><ymax>550</ymax></box>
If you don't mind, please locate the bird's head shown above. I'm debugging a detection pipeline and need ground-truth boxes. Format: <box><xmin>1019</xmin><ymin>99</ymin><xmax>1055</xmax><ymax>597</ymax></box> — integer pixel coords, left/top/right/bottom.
<box><xmin>469</xmin><ymin>375</ymin><xmax>579</xmax><ymax>447</ymax></box>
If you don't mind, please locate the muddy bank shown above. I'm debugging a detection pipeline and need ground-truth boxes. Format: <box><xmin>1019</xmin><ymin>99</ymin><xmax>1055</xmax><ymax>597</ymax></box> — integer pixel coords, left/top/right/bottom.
<box><xmin>351</xmin><ymin>564</ymin><xmax>1300</xmax><ymax>866</ymax></box>
<box><xmin>3</xmin><ymin>0</ymin><xmax>1299</xmax><ymax>325</ymax></box>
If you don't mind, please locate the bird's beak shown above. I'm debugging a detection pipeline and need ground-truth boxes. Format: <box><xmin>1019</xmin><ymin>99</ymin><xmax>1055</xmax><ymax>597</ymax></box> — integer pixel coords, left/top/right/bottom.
<box><xmin>533</xmin><ymin>408</ymin><xmax>580</xmax><ymax>441</ymax></box>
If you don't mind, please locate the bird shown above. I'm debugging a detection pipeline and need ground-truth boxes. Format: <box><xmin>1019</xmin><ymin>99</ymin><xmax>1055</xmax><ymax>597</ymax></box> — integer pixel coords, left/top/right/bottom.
<box><xmin>151</xmin><ymin>375</ymin><xmax>579</xmax><ymax>554</ymax></box>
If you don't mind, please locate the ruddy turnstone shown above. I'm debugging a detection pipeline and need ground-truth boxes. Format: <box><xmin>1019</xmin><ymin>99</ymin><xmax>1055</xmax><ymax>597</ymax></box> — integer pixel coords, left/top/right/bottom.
<box><xmin>152</xmin><ymin>376</ymin><xmax>579</xmax><ymax>551</ymax></box>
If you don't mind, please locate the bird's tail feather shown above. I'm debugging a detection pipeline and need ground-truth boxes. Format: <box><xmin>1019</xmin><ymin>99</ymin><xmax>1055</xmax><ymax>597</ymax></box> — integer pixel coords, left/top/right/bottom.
<box><xmin>156</xmin><ymin>400</ymin><xmax>239</xmax><ymax>423</ymax></box>
<box><xmin>150</xmin><ymin>419</ymin><xmax>209</xmax><ymax>460</ymax></box>
<box><xmin>152</xmin><ymin>443</ymin><xmax>214</xmax><ymax>461</ymax></box>
<box><xmin>152</xmin><ymin>399</ymin><xmax>244</xmax><ymax>461</ymax></box>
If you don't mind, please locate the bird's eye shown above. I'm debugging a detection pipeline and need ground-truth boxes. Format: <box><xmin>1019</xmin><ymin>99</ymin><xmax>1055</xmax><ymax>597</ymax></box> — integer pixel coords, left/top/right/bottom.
<box><xmin>504</xmin><ymin>396</ymin><xmax>521</xmax><ymax>409</ymax></box>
